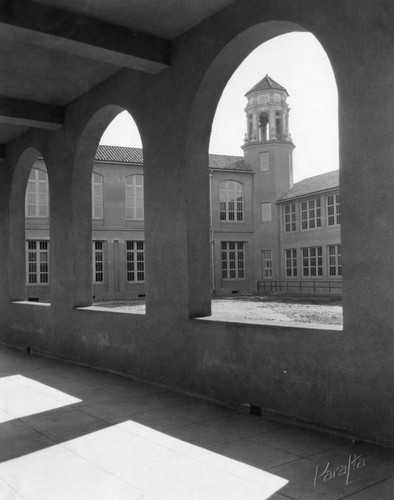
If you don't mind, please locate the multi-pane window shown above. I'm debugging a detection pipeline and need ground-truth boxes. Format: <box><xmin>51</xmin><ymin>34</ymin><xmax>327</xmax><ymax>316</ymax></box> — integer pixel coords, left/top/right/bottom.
<box><xmin>262</xmin><ymin>250</ymin><xmax>273</xmax><ymax>279</ymax></box>
<box><xmin>221</xmin><ymin>242</ymin><xmax>245</xmax><ymax>280</ymax></box>
<box><xmin>126</xmin><ymin>241</ymin><xmax>145</xmax><ymax>282</ymax></box>
<box><xmin>301</xmin><ymin>198</ymin><xmax>321</xmax><ymax>230</ymax></box>
<box><xmin>285</xmin><ymin>249</ymin><xmax>297</xmax><ymax>277</ymax></box>
<box><xmin>92</xmin><ymin>173</ymin><xmax>103</xmax><ymax>219</ymax></box>
<box><xmin>93</xmin><ymin>241</ymin><xmax>105</xmax><ymax>283</ymax></box>
<box><xmin>328</xmin><ymin>245</ymin><xmax>342</xmax><ymax>276</ymax></box>
<box><xmin>126</xmin><ymin>175</ymin><xmax>144</xmax><ymax>220</ymax></box>
<box><xmin>261</xmin><ymin>202</ymin><xmax>272</xmax><ymax>222</ymax></box>
<box><xmin>260</xmin><ymin>152</ymin><xmax>269</xmax><ymax>171</ymax></box>
<box><xmin>26</xmin><ymin>241</ymin><xmax>49</xmax><ymax>284</ymax></box>
<box><xmin>327</xmin><ymin>194</ymin><xmax>340</xmax><ymax>226</ymax></box>
<box><xmin>219</xmin><ymin>181</ymin><xmax>244</xmax><ymax>222</ymax></box>
<box><xmin>25</xmin><ymin>168</ymin><xmax>49</xmax><ymax>217</ymax></box>
<box><xmin>284</xmin><ymin>204</ymin><xmax>296</xmax><ymax>232</ymax></box>
<box><xmin>302</xmin><ymin>247</ymin><xmax>323</xmax><ymax>277</ymax></box>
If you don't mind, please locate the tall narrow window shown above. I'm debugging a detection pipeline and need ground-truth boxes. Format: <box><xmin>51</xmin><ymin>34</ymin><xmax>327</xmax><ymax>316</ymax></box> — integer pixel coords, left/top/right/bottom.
<box><xmin>25</xmin><ymin>168</ymin><xmax>49</xmax><ymax>217</ymax></box>
<box><xmin>327</xmin><ymin>194</ymin><xmax>340</xmax><ymax>226</ymax></box>
<box><xmin>328</xmin><ymin>244</ymin><xmax>342</xmax><ymax>276</ymax></box>
<box><xmin>221</xmin><ymin>242</ymin><xmax>245</xmax><ymax>279</ymax></box>
<box><xmin>219</xmin><ymin>181</ymin><xmax>244</xmax><ymax>222</ymax></box>
<box><xmin>260</xmin><ymin>152</ymin><xmax>269</xmax><ymax>171</ymax></box>
<box><xmin>261</xmin><ymin>202</ymin><xmax>272</xmax><ymax>222</ymax></box>
<box><xmin>125</xmin><ymin>175</ymin><xmax>144</xmax><ymax>220</ymax></box>
<box><xmin>26</xmin><ymin>241</ymin><xmax>49</xmax><ymax>284</ymax></box>
<box><xmin>301</xmin><ymin>198</ymin><xmax>321</xmax><ymax>230</ymax></box>
<box><xmin>92</xmin><ymin>173</ymin><xmax>103</xmax><ymax>219</ymax></box>
<box><xmin>302</xmin><ymin>247</ymin><xmax>323</xmax><ymax>277</ymax></box>
<box><xmin>262</xmin><ymin>250</ymin><xmax>273</xmax><ymax>279</ymax></box>
<box><xmin>285</xmin><ymin>249</ymin><xmax>297</xmax><ymax>277</ymax></box>
<box><xmin>284</xmin><ymin>204</ymin><xmax>296</xmax><ymax>232</ymax></box>
<box><xmin>126</xmin><ymin>241</ymin><xmax>145</xmax><ymax>282</ymax></box>
<box><xmin>93</xmin><ymin>241</ymin><xmax>105</xmax><ymax>283</ymax></box>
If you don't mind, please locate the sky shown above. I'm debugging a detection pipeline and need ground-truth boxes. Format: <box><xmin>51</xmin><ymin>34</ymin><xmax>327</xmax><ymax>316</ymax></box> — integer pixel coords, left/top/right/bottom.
<box><xmin>100</xmin><ymin>32</ymin><xmax>338</xmax><ymax>182</ymax></box>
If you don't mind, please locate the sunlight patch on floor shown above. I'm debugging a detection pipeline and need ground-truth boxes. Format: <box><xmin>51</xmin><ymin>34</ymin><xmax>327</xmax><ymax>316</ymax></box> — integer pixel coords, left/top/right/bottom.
<box><xmin>0</xmin><ymin>420</ymin><xmax>288</xmax><ymax>499</ymax></box>
<box><xmin>0</xmin><ymin>375</ymin><xmax>81</xmax><ymax>423</ymax></box>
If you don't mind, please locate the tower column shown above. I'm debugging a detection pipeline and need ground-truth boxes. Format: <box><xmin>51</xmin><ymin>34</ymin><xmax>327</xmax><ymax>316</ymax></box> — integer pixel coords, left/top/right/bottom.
<box><xmin>283</xmin><ymin>110</ymin><xmax>288</xmax><ymax>139</ymax></box>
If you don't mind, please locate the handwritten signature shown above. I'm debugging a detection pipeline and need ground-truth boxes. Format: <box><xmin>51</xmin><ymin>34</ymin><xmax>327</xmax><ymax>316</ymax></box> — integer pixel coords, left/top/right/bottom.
<box><xmin>314</xmin><ymin>454</ymin><xmax>366</xmax><ymax>487</ymax></box>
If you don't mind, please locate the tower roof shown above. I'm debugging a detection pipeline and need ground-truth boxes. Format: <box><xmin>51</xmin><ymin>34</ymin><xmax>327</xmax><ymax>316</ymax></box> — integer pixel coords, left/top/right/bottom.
<box><xmin>245</xmin><ymin>74</ymin><xmax>289</xmax><ymax>97</ymax></box>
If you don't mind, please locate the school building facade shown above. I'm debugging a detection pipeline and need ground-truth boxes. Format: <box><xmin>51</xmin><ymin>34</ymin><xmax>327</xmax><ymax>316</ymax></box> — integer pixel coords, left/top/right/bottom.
<box><xmin>25</xmin><ymin>75</ymin><xmax>340</xmax><ymax>302</ymax></box>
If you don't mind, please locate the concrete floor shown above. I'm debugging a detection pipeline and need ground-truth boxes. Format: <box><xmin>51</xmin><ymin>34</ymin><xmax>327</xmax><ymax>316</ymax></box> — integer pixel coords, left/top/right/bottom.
<box><xmin>0</xmin><ymin>346</ymin><xmax>393</xmax><ymax>499</ymax></box>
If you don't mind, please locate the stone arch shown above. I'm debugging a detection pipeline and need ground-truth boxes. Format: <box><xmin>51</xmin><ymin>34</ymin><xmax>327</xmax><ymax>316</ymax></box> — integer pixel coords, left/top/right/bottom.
<box><xmin>8</xmin><ymin>146</ymin><xmax>48</xmax><ymax>301</ymax></box>
<box><xmin>182</xmin><ymin>19</ymin><xmax>339</xmax><ymax>315</ymax></box>
<box><xmin>60</xmin><ymin>104</ymin><xmax>145</xmax><ymax>307</ymax></box>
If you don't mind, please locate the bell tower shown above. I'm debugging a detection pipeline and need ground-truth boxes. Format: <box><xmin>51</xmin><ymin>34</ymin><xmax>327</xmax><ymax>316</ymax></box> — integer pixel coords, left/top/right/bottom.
<box><xmin>242</xmin><ymin>75</ymin><xmax>295</xmax><ymax>283</ymax></box>
<box><xmin>242</xmin><ymin>74</ymin><xmax>295</xmax><ymax>195</ymax></box>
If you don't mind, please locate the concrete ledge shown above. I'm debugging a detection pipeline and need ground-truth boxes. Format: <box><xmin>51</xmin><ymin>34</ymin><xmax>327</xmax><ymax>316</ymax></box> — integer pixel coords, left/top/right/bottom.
<box><xmin>12</xmin><ymin>301</ymin><xmax>51</xmax><ymax>307</ymax></box>
<box><xmin>195</xmin><ymin>316</ymin><xmax>343</xmax><ymax>332</ymax></box>
<box><xmin>76</xmin><ymin>305</ymin><xmax>145</xmax><ymax>315</ymax></box>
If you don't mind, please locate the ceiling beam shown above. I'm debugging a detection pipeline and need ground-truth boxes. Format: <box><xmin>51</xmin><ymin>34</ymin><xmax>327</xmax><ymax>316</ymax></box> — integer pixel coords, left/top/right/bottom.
<box><xmin>0</xmin><ymin>97</ymin><xmax>64</xmax><ymax>130</ymax></box>
<box><xmin>0</xmin><ymin>0</ymin><xmax>170</xmax><ymax>73</ymax></box>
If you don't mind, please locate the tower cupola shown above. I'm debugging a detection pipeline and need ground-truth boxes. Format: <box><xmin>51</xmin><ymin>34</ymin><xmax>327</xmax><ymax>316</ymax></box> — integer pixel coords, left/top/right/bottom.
<box><xmin>243</xmin><ymin>74</ymin><xmax>292</xmax><ymax>144</ymax></box>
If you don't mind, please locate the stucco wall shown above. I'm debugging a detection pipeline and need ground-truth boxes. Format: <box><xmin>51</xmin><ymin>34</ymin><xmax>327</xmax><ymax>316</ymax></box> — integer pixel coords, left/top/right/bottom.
<box><xmin>0</xmin><ymin>0</ymin><xmax>393</xmax><ymax>447</ymax></box>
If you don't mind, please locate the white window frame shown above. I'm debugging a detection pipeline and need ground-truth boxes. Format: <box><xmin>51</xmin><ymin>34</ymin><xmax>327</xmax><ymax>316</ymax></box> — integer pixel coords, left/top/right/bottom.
<box><xmin>262</xmin><ymin>250</ymin><xmax>273</xmax><ymax>279</ymax></box>
<box><xmin>326</xmin><ymin>194</ymin><xmax>341</xmax><ymax>226</ymax></box>
<box><xmin>26</xmin><ymin>240</ymin><xmax>49</xmax><ymax>285</ymax></box>
<box><xmin>93</xmin><ymin>241</ymin><xmax>105</xmax><ymax>284</ymax></box>
<box><xmin>25</xmin><ymin>168</ymin><xmax>49</xmax><ymax>218</ymax></box>
<box><xmin>219</xmin><ymin>181</ymin><xmax>244</xmax><ymax>222</ymax></box>
<box><xmin>260</xmin><ymin>152</ymin><xmax>269</xmax><ymax>172</ymax></box>
<box><xmin>125</xmin><ymin>175</ymin><xmax>144</xmax><ymax>220</ymax></box>
<box><xmin>284</xmin><ymin>203</ymin><xmax>296</xmax><ymax>232</ymax></box>
<box><xmin>328</xmin><ymin>244</ymin><xmax>342</xmax><ymax>276</ymax></box>
<box><xmin>221</xmin><ymin>242</ymin><xmax>245</xmax><ymax>280</ymax></box>
<box><xmin>126</xmin><ymin>241</ymin><xmax>145</xmax><ymax>283</ymax></box>
<box><xmin>261</xmin><ymin>202</ymin><xmax>272</xmax><ymax>222</ymax></box>
<box><xmin>301</xmin><ymin>198</ymin><xmax>322</xmax><ymax>230</ymax></box>
<box><xmin>92</xmin><ymin>172</ymin><xmax>103</xmax><ymax>220</ymax></box>
<box><xmin>285</xmin><ymin>249</ymin><xmax>298</xmax><ymax>277</ymax></box>
<box><xmin>302</xmin><ymin>246</ymin><xmax>323</xmax><ymax>277</ymax></box>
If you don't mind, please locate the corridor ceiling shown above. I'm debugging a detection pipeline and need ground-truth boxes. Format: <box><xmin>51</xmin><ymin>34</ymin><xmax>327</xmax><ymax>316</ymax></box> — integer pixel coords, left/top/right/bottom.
<box><xmin>0</xmin><ymin>0</ymin><xmax>235</xmax><ymax>145</ymax></box>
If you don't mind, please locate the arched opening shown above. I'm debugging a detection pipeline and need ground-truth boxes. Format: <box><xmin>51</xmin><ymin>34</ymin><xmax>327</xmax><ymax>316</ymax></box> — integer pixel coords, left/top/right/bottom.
<box><xmin>258</xmin><ymin>112</ymin><xmax>269</xmax><ymax>141</ymax></box>
<box><xmin>75</xmin><ymin>108</ymin><xmax>146</xmax><ymax>314</ymax></box>
<box><xmin>8</xmin><ymin>147</ymin><xmax>50</xmax><ymax>304</ymax></box>
<box><xmin>24</xmin><ymin>157</ymin><xmax>50</xmax><ymax>302</ymax></box>
<box><xmin>194</xmin><ymin>29</ymin><xmax>341</xmax><ymax>326</ymax></box>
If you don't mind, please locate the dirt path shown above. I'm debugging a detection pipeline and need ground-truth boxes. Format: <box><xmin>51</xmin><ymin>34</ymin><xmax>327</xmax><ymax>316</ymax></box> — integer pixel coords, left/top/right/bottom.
<box><xmin>210</xmin><ymin>298</ymin><xmax>342</xmax><ymax>326</ymax></box>
<box><xmin>94</xmin><ymin>298</ymin><xmax>343</xmax><ymax>326</ymax></box>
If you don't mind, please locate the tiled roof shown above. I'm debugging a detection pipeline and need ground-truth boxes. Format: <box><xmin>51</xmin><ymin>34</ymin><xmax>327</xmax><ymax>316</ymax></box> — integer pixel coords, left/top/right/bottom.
<box><xmin>95</xmin><ymin>145</ymin><xmax>252</xmax><ymax>172</ymax></box>
<box><xmin>246</xmin><ymin>74</ymin><xmax>289</xmax><ymax>97</ymax></box>
<box><xmin>96</xmin><ymin>145</ymin><xmax>143</xmax><ymax>164</ymax></box>
<box><xmin>208</xmin><ymin>154</ymin><xmax>252</xmax><ymax>172</ymax></box>
<box><xmin>278</xmin><ymin>170</ymin><xmax>339</xmax><ymax>202</ymax></box>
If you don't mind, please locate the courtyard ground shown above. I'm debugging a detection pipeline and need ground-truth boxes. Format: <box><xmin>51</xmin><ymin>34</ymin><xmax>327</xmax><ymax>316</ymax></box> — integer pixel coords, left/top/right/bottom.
<box><xmin>94</xmin><ymin>296</ymin><xmax>343</xmax><ymax>327</ymax></box>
